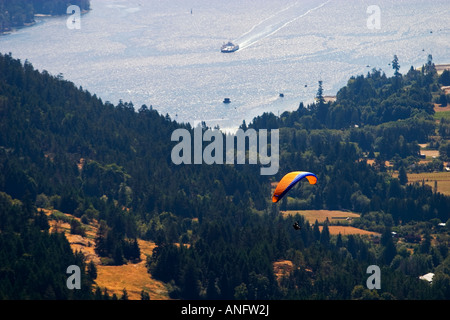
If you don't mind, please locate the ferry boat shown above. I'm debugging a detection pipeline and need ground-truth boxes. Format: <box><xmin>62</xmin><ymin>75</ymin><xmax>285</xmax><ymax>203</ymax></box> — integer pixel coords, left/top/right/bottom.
<box><xmin>221</xmin><ymin>41</ymin><xmax>239</xmax><ymax>53</ymax></box>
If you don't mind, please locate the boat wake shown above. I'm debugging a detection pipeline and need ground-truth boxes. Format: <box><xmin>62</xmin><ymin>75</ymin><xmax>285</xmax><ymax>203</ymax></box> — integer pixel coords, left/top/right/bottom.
<box><xmin>235</xmin><ymin>0</ymin><xmax>330</xmax><ymax>50</ymax></box>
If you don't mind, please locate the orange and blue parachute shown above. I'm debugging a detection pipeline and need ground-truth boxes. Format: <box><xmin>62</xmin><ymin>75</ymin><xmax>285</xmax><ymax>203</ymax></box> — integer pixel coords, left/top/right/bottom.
<box><xmin>272</xmin><ymin>171</ymin><xmax>317</xmax><ymax>203</ymax></box>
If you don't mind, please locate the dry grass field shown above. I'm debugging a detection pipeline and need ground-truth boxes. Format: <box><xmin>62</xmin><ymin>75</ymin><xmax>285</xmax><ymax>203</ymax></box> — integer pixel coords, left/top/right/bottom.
<box><xmin>436</xmin><ymin>64</ymin><xmax>450</xmax><ymax>75</ymax></box>
<box><xmin>434</xmin><ymin>103</ymin><xmax>450</xmax><ymax>112</ymax></box>
<box><xmin>415</xmin><ymin>144</ymin><xmax>440</xmax><ymax>163</ymax></box>
<box><xmin>282</xmin><ymin>209</ymin><xmax>360</xmax><ymax>224</ymax></box>
<box><xmin>419</xmin><ymin>149</ymin><xmax>439</xmax><ymax>158</ymax></box>
<box><xmin>319</xmin><ymin>225</ymin><xmax>380</xmax><ymax>236</ymax></box>
<box><xmin>43</xmin><ymin>209</ymin><xmax>101</xmax><ymax>264</ymax></box>
<box><xmin>282</xmin><ymin>210</ymin><xmax>380</xmax><ymax>236</ymax></box>
<box><xmin>95</xmin><ymin>239</ymin><xmax>169</xmax><ymax>300</ymax></box>
<box><xmin>273</xmin><ymin>260</ymin><xmax>294</xmax><ymax>282</ymax></box>
<box><xmin>43</xmin><ymin>208</ymin><xmax>170</xmax><ymax>300</ymax></box>
<box><xmin>406</xmin><ymin>172</ymin><xmax>450</xmax><ymax>196</ymax></box>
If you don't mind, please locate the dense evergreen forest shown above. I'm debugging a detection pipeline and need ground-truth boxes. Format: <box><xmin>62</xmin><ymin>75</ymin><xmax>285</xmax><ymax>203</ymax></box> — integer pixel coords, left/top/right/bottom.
<box><xmin>0</xmin><ymin>0</ymin><xmax>90</xmax><ymax>33</ymax></box>
<box><xmin>0</xmin><ymin>52</ymin><xmax>449</xmax><ymax>300</ymax></box>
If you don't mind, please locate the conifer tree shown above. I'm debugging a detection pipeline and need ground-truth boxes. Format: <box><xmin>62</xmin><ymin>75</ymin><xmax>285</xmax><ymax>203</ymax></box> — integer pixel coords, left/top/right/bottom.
<box><xmin>398</xmin><ymin>166</ymin><xmax>408</xmax><ymax>185</ymax></box>
<box><xmin>392</xmin><ymin>55</ymin><xmax>401</xmax><ymax>77</ymax></box>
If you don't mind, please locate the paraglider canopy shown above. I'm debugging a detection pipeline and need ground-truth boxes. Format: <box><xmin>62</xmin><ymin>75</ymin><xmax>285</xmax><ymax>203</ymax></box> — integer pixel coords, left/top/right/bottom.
<box><xmin>272</xmin><ymin>171</ymin><xmax>317</xmax><ymax>203</ymax></box>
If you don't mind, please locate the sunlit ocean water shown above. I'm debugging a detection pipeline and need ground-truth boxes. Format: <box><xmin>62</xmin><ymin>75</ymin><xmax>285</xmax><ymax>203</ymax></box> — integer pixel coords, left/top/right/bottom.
<box><xmin>1</xmin><ymin>0</ymin><xmax>449</xmax><ymax>130</ymax></box>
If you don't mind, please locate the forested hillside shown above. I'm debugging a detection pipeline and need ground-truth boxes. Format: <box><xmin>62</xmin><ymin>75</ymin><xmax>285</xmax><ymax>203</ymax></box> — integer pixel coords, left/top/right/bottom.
<box><xmin>0</xmin><ymin>52</ymin><xmax>449</xmax><ymax>300</ymax></box>
<box><xmin>0</xmin><ymin>0</ymin><xmax>90</xmax><ymax>33</ymax></box>
<box><xmin>249</xmin><ymin>57</ymin><xmax>450</xmax><ymax>224</ymax></box>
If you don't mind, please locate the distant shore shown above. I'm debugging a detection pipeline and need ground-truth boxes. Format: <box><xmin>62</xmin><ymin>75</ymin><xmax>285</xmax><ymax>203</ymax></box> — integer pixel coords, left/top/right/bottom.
<box><xmin>1</xmin><ymin>9</ymin><xmax>90</xmax><ymax>36</ymax></box>
<box><xmin>323</xmin><ymin>64</ymin><xmax>450</xmax><ymax>103</ymax></box>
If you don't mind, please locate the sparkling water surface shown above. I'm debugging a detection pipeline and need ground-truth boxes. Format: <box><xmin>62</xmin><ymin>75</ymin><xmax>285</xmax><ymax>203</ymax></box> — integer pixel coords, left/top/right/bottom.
<box><xmin>1</xmin><ymin>0</ymin><xmax>449</xmax><ymax>130</ymax></box>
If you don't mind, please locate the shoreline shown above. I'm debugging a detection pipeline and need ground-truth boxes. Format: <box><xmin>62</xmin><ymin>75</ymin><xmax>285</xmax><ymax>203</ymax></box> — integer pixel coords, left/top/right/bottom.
<box><xmin>0</xmin><ymin>9</ymin><xmax>90</xmax><ymax>36</ymax></box>
<box><xmin>324</xmin><ymin>64</ymin><xmax>450</xmax><ymax>103</ymax></box>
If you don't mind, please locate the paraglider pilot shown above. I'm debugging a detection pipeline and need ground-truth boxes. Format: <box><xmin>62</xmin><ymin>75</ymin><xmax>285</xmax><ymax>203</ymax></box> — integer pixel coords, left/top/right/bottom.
<box><xmin>293</xmin><ymin>221</ymin><xmax>301</xmax><ymax>230</ymax></box>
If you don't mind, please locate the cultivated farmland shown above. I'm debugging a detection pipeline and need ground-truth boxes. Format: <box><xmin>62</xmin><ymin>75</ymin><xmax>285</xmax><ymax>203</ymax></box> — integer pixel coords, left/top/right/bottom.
<box><xmin>407</xmin><ymin>172</ymin><xmax>450</xmax><ymax>196</ymax></box>
<box><xmin>282</xmin><ymin>209</ymin><xmax>360</xmax><ymax>224</ymax></box>
<box><xmin>282</xmin><ymin>210</ymin><xmax>380</xmax><ymax>236</ymax></box>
